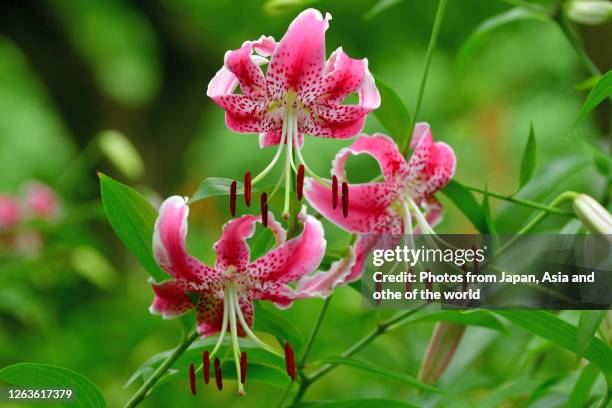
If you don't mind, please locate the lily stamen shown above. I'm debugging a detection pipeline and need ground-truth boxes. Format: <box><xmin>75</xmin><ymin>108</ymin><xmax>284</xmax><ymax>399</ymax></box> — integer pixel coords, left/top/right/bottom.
<box><xmin>260</xmin><ymin>192</ymin><xmax>268</xmax><ymax>227</ymax></box>
<box><xmin>332</xmin><ymin>175</ymin><xmax>338</xmax><ymax>209</ymax></box>
<box><xmin>284</xmin><ymin>342</ymin><xmax>296</xmax><ymax>379</ymax></box>
<box><xmin>244</xmin><ymin>171</ymin><xmax>252</xmax><ymax>207</ymax></box>
<box><xmin>341</xmin><ymin>182</ymin><xmax>349</xmax><ymax>218</ymax></box>
<box><xmin>230</xmin><ymin>181</ymin><xmax>237</xmax><ymax>217</ymax></box>
<box><xmin>296</xmin><ymin>165</ymin><xmax>305</xmax><ymax>201</ymax></box>
<box><xmin>214</xmin><ymin>358</ymin><xmax>223</xmax><ymax>390</ymax></box>
<box><xmin>240</xmin><ymin>352</ymin><xmax>247</xmax><ymax>384</ymax></box>
<box><xmin>203</xmin><ymin>351</ymin><xmax>210</xmax><ymax>384</ymax></box>
<box><xmin>189</xmin><ymin>363</ymin><xmax>197</xmax><ymax>396</ymax></box>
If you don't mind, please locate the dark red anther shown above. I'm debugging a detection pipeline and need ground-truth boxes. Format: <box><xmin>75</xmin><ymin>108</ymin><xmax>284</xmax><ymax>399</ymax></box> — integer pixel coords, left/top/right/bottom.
<box><xmin>244</xmin><ymin>171</ymin><xmax>252</xmax><ymax>207</ymax></box>
<box><xmin>342</xmin><ymin>182</ymin><xmax>349</xmax><ymax>218</ymax></box>
<box><xmin>189</xmin><ymin>363</ymin><xmax>196</xmax><ymax>396</ymax></box>
<box><xmin>284</xmin><ymin>342</ymin><xmax>296</xmax><ymax>379</ymax></box>
<box><xmin>230</xmin><ymin>180</ymin><xmax>237</xmax><ymax>217</ymax></box>
<box><xmin>214</xmin><ymin>358</ymin><xmax>223</xmax><ymax>390</ymax></box>
<box><xmin>260</xmin><ymin>192</ymin><xmax>268</xmax><ymax>227</ymax></box>
<box><xmin>240</xmin><ymin>351</ymin><xmax>247</xmax><ymax>384</ymax></box>
<box><xmin>425</xmin><ymin>269</ymin><xmax>433</xmax><ymax>303</ymax></box>
<box><xmin>332</xmin><ymin>175</ymin><xmax>338</xmax><ymax>209</ymax></box>
<box><xmin>202</xmin><ymin>351</ymin><xmax>210</xmax><ymax>384</ymax></box>
<box><xmin>406</xmin><ymin>267</ymin><xmax>413</xmax><ymax>292</ymax></box>
<box><xmin>375</xmin><ymin>281</ymin><xmax>383</xmax><ymax>306</ymax></box>
<box><xmin>296</xmin><ymin>165</ymin><xmax>305</xmax><ymax>201</ymax></box>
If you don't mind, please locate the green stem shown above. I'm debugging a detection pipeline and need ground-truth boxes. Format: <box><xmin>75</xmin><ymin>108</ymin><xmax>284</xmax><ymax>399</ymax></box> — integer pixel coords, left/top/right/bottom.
<box><xmin>299</xmin><ymin>296</ymin><xmax>333</xmax><ymax>368</ymax></box>
<box><xmin>124</xmin><ymin>329</ymin><xmax>199</xmax><ymax>408</ymax></box>
<box><xmin>464</xmin><ymin>183</ymin><xmax>575</xmax><ymax>216</ymax></box>
<box><xmin>402</xmin><ymin>0</ymin><xmax>447</xmax><ymax>156</ymax></box>
<box><xmin>494</xmin><ymin>191</ymin><xmax>579</xmax><ymax>258</ymax></box>
<box><xmin>555</xmin><ymin>10</ymin><xmax>600</xmax><ymax>77</ymax></box>
<box><xmin>277</xmin><ymin>296</ymin><xmax>333</xmax><ymax>408</ymax></box>
<box><xmin>292</xmin><ymin>305</ymin><xmax>426</xmax><ymax>405</ymax></box>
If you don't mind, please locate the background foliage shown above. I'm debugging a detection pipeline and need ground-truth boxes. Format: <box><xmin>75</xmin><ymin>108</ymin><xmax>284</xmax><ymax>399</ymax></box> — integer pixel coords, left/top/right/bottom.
<box><xmin>0</xmin><ymin>0</ymin><xmax>610</xmax><ymax>406</ymax></box>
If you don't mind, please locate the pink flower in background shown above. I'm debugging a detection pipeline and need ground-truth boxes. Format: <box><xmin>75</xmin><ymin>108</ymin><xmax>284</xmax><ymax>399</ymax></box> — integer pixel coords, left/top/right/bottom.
<box><xmin>0</xmin><ymin>195</ymin><xmax>21</xmax><ymax>230</ymax></box>
<box><xmin>207</xmin><ymin>9</ymin><xmax>381</xmax><ymax>218</ymax></box>
<box><xmin>301</xmin><ymin>123</ymin><xmax>456</xmax><ymax>294</ymax></box>
<box><xmin>149</xmin><ymin>196</ymin><xmax>326</xmax><ymax>394</ymax></box>
<box><xmin>24</xmin><ymin>182</ymin><xmax>58</xmax><ymax>220</ymax></box>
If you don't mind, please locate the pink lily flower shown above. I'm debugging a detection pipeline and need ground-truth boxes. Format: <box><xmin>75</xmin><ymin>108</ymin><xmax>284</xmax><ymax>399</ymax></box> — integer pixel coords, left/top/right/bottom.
<box><xmin>207</xmin><ymin>8</ymin><xmax>380</xmax><ymax>216</ymax></box>
<box><xmin>23</xmin><ymin>182</ymin><xmax>58</xmax><ymax>220</ymax></box>
<box><xmin>149</xmin><ymin>196</ymin><xmax>326</xmax><ymax>394</ymax></box>
<box><xmin>300</xmin><ymin>123</ymin><xmax>456</xmax><ymax>295</ymax></box>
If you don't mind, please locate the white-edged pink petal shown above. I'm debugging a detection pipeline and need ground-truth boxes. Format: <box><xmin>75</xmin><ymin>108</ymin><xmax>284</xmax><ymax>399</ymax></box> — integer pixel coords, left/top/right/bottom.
<box><xmin>266</xmin><ymin>9</ymin><xmax>331</xmax><ymax>101</ymax></box>
<box><xmin>301</xmin><ymin>105</ymin><xmax>371</xmax><ymax>139</ymax></box>
<box><xmin>332</xmin><ymin>134</ymin><xmax>408</xmax><ymax>182</ymax></box>
<box><xmin>149</xmin><ymin>279</ymin><xmax>195</xmax><ymax>319</ymax></box>
<box><xmin>153</xmin><ymin>196</ymin><xmax>221</xmax><ymax>285</ymax></box>
<box><xmin>253</xmin><ymin>35</ymin><xmax>277</xmax><ymax>57</ymax></box>
<box><xmin>318</xmin><ymin>48</ymin><xmax>367</xmax><ymax>105</ymax></box>
<box><xmin>259</xmin><ymin>129</ymin><xmax>304</xmax><ymax>148</ymax></box>
<box><xmin>223</xmin><ymin>41</ymin><xmax>268</xmax><ymax>99</ymax></box>
<box><xmin>295</xmin><ymin>247</ymin><xmax>355</xmax><ymax>298</ymax></box>
<box><xmin>248</xmin><ymin>211</ymin><xmax>326</xmax><ymax>283</ymax></box>
<box><xmin>304</xmin><ymin>178</ymin><xmax>402</xmax><ymax>234</ymax></box>
<box><xmin>406</xmin><ymin>123</ymin><xmax>456</xmax><ymax>201</ymax></box>
<box><xmin>214</xmin><ymin>214</ymin><xmax>259</xmax><ymax>272</ymax></box>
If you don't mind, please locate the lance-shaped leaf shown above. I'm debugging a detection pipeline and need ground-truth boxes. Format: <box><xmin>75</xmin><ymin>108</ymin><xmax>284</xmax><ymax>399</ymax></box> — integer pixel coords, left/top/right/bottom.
<box><xmin>577</xmin><ymin>310</ymin><xmax>607</xmax><ymax>361</ymax></box>
<box><xmin>440</xmin><ymin>180</ymin><xmax>488</xmax><ymax>233</ymax></box>
<box><xmin>576</xmin><ymin>69</ymin><xmax>612</xmax><ymax>126</ymax></box>
<box><xmin>99</xmin><ymin>173</ymin><xmax>166</xmax><ymax>282</ymax></box>
<box><xmin>372</xmin><ymin>74</ymin><xmax>413</xmax><ymax>150</ymax></box>
<box><xmin>518</xmin><ymin>123</ymin><xmax>537</xmax><ymax>191</ymax></box>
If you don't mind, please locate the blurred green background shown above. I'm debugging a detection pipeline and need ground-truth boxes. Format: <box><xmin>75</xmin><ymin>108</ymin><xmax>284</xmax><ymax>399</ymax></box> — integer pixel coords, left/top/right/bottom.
<box><xmin>0</xmin><ymin>0</ymin><xmax>610</xmax><ymax>406</ymax></box>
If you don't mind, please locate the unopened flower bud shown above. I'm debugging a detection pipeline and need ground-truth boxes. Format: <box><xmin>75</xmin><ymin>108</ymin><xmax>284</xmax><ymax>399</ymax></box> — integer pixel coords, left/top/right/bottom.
<box><xmin>573</xmin><ymin>194</ymin><xmax>612</xmax><ymax>235</ymax></box>
<box><xmin>565</xmin><ymin>0</ymin><xmax>612</xmax><ymax>25</ymax></box>
<box><xmin>418</xmin><ymin>322</ymin><xmax>466</xmax><ymax>384</ymax></box>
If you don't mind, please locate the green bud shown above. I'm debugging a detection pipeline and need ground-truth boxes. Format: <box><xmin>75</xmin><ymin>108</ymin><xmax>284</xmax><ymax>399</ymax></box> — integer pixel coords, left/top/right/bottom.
<box><xmin>565</xmin><ymin>0</ymin><xmax>612</xmax><ymax>25</ymax></box>
<box><xmin>573</xmin><ymin>194</ymin><xmax>612</xmax><ymax>235</ymax></box>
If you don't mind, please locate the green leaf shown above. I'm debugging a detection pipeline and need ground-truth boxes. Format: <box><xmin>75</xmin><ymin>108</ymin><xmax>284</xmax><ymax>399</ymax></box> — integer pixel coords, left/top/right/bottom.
<box><xmin>494</xmin><ymin>310</ymin><xmax>612</xmax><ymax>374</ymax></box>
<box><xmin>312</xmin><ymin>357</ymin><xmax>443</xmax><ymax>394</ymax></box>
<box><xmin>481</xmin><ymin>184</ymin><xmax>498</xmax><ymax>236</ymax></box>
<box><xmin>254</xmin><ymin>304</ymin><xmax>304</xmax><ymax>352</ymax></box>
<box><xmin>372</xmin><ymin>74</ymin><xmax>413</xmax><ymax>150</ymax></box>
<box><xmin>191</xmin><ymin>177</ymin><xmax>260</xmax><ymax>203</ymax></box>
<box><xmin>576</xmin><ymin>69</ymin><xmax>612</xmax><ymax>126</ymax></box>
<box><xmin>567</xmin><ymin>364</ymin><xmax>600</xmax><ymax>408</ymax></box>
<box><xmin>577</xmin><ymin>310</ymin><xmax>607</xmax><ymax>361</ymax></box>
<box><xmin>126</xmin><ymin>338</ymin><xmax>287</xmax><ymax>390</ymax></box>
<box><xmin>458</xmin><ymin>8</ymin><xmax>547</xmax><ymax>71</ymax></box>
<box><xmin>587</xmin><ymin>142</ymin><xmax>612</xmax><ymax>177</ymax></box>
<box><xmin>0</xmin><ymin>363</ymin><xmax>106</xmax><ymax>408</ymax></box>
<box><xmin>299</xmin><ymin>399</ymin><xmax>419</xmax><ymax>408</ymax></box>
<box><xmin>518</xmin><ymin>123</ymin><xmax>537</xmax><ymax>190</ymax></box>
<box><xmin>262</xmin><ymin>0</ymin><xmax>322</xmax><ymax>15</ymax></box>
<box><xmin>98</xmin><ymin>173</ymin><xmax>166</xmax><ymax>282</ymax></box>
<box><xmin>390</xmin><ymin>310</ymin><xmax>509</xmax><ymax>334</ymax></box>
<box><xmin>440</xmin><ymin>180</ymin><xmax>487</xmax><ymax>233</ymax></box>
